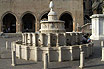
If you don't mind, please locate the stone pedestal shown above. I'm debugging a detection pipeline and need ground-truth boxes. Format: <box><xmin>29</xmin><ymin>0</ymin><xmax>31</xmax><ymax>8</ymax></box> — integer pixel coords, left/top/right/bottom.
<box><xmin>90</xmin><ymin>14</ymin><xmax>104</xmax><ymax>40</ymax></box>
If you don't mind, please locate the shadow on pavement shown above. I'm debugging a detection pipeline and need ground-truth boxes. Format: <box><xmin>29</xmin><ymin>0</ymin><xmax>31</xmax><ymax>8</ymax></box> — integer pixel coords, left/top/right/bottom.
<box><xmin>17</xmin><ymin>63</ymin><xmax>37</xmax><ymax>66</ymax></box>
<box><xmin>49</xmin><ymin>66</ymin><xmax>71</xmax><ymax>69</ymax></box>
<box><xmin>85</xmin><ymin>64</ymin><xmax>104</xmax><ymax>68</ymax></box>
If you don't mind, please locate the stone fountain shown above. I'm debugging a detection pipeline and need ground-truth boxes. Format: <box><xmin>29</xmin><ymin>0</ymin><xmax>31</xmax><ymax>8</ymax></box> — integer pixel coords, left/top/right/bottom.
<box><xmin>11</xmin><ymin>0</ymin><xmax>93</xmax><ymax>62</ymax></box>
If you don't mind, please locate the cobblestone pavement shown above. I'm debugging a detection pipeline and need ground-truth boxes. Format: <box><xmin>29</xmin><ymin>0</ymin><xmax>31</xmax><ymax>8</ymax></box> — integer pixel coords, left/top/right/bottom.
<box><xmin>0</xmin><ymin>36</ymin><xmax>104</xmax><ymax>69</ymax></box>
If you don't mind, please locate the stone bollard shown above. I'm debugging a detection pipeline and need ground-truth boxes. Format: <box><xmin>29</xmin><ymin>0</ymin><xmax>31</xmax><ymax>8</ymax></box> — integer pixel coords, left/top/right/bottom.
<box><xmin>101</xmin><ymin>41</ymin><xmax>104</xmax><ymax>47</ymax></box>
<box><xmin>101</xmin><ymin>47</ymin><xmax>104</xmax><ymax>61</ymax></box>
<box><xmin>6</xmin><ymin>41</ymin><xmax>8</xmax><ymax>50</ymax></box>
<box><xmin>44</xmin><ymin>53</ymin><xmax>48</xmax><ymax>69</ymax></box>
<box><xmin>79</xmin><ymin>51</ymin><xmax>84</xmax><ymax>69</ymax></box>
<box><xmin>11</xmin><ymin>51</ymin><xmax>16</xmax><ymax>66</ymax></box>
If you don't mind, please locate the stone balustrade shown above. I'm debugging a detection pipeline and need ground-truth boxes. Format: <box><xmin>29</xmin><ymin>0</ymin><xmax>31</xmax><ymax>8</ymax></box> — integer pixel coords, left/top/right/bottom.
<box><xmin>21</xmin><ymin>32</ymin><xmax>83</xmax><ymax>47</ymax></box>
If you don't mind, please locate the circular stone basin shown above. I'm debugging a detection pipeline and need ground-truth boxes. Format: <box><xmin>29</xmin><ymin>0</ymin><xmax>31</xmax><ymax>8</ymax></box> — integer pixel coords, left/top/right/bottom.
<box><xmin>12</xmin><ymin>42</ymin><xmax>93</xmax><ymax>62</ymax></box>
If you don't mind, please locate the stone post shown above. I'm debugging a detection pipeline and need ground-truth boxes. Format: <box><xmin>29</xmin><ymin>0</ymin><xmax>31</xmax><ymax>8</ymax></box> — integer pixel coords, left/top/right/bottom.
<box><xmin>101</xmin><ymin>47</ymin><xmax>104</xmax><ymax>61</ymax></box>
<box><xmin>27</xmin><ymin>33</ymin><xmax>31</xmax><ymax>45</ymax></box>
<box><xmin>40</xmin><ymin>33</ymin><xmax>44</xmax><ymax>47</ymax></box>
<box><xmin>79</xmin><ymin>51</ymin><xmax>84</xmax><ymax>68</ymax></box>
<box><xmin>34</xmin><ymin>47</ymin><xmax>38</xmax><ymax>62</ymax></box>
<box><xmin>11</xmin><ymin>51</ymin><xmax>16</xmax><ymax>66</ymax></box>
<box><xmin>48</xmin><ymin>33</ymin><xmax>51</xmax><ymax>47</ymax></box>
<box><xmin>44</xmin><ymin>53</ymin><xmax>48</xmax><ymax>69</ymax></box>
<box><xmin>101</xmin><ymin>41</ymin><xmax>104</xmax><ymax>47</ymax></box>
<box><xmin>70</xmin><ymin>47</ymin><xmax>73</xmax><ymax>61</ymax></box>
<box><xmin>30</xmin><ymin>33</ymin><xmax>32</xmax><ymax>45</ymax></box>
<box><xmin>6</xmin><ymin>41</ymin><xmax>8</xmax><ymax>50</ymax></box>
<box><xmin>18</xmin><ymin>46</ymin><xmax>21</xmax><ymax>59</ymax></box>
<box><xmin>22</xmin><ymin>33</ymin><xmax>25</xmax><ymax>44</ymax></box>
<box><xmin>25</xmin><ymin>33</ymin><xmax>28</xmax><ymax>44</ymax></box>
<box><xmin>58</xmin><ymin>47</ymin><xmax>62</xmax><ymax>62</ymax></box>
<box><xmin>25</xmin><ymin>46</ymin><xmax>28</xmax><ymax>60</ymax></box>
<box><xmin>32</xmin><ymin>33</ymin><xmax>36</xmax><ymax>46</ymax></box>
<box><xmin>64</xmin><ymin>33</ymin><xmax>66</xmax><ymax>46</ymax></box>
<box><xmin>56</xmin><ymin>33</ymin><xmax>59</xmax><ymax>47</ymax></box>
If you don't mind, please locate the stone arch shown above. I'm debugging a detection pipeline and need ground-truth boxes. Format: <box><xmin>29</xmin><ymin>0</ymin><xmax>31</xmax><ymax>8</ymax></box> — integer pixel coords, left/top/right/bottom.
<box><xmin>21</xmin><ymin>11</ymin><xmax>36</xmax><ymax>32</ymax></box>
<box><xmin>1</xmin><ymin>12</ymin><xmax>17</xmax><ymax>33</ymax></box>
<box><xmin>59</xmin><ymin>12</ymin><xmax>73</xmax><ymax>32</ymax></box>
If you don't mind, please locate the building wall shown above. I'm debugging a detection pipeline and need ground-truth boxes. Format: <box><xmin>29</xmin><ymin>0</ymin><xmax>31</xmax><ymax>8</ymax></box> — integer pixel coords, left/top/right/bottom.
<box><xmin>0</xmin><ymin>0</ymin><xmax>84</xmax><ymax>33</ymax></box>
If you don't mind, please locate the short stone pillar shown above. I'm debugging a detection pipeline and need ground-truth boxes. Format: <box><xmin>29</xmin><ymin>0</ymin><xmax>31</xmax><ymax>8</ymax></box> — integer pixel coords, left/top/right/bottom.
<box><xmin>48</xmin><ymin>33</ymin><xmax>51</xmax><ymax>47</ymax></box>
<box><xmin>27</xmin><ymin>33</ymin><xmax>31</xmax><ymax>45</ymax></box>
<box><xmin>40</xmin><ymin>33</ymin><xmax>44</xmax><ymax>46</ymax></box>
<box><xmin>75</xmin><ymin>33</ymin><xmax>79</xmax><ymax>44</ymax></box>
<box><xmin>63</xmin><ymin>33</ymin><xmax>66</xmax><ymax>46</ymax></box>
<box><xmin>22</xmin><ymin>34</ymin><xmax>25</xmax><ymax>44</ymax></box>
<box><xmin>11</xmin><ymin>42</ymin><xmax>16</xmax><ymax>52</ymax></box>
<box><xmin>79</xmin><ymin>51</ymin><xmax>85</xmax><ymax>68</ymax></box>
<box><xmin>58</xmin><ymin>47</ymin><xmax>62</xmax><ymax>62</ymax></box>
<box><xmin>6</xmin><ymin>41</ymin><xmax>8</xmax><ymax>50</ymax></box>
<box><xmin>56</xmin><ymin>33</ymin><xmax>59</xmax><ymax>47</ymax></box>
<box><xmin>24</xmin><ymin>33</ymin><xmax>28</xmax><ymax>44</ymax></box>
<box><xmin>18</xmin><ymin>46</ymin><xmax>21</xmax><ymax>59</ymax></box>
<box><xmin>101</xmin><ymin>47</ymin><xmax>104</xmax><ymax>61</ymax></box>
<box><xmin>44</xmin><ymin>53</ymin><xmax>48</xmax><ymax>69</ymax></box>
<box><xmin>25</xmin><ymin>46</ymin><xmax>28</xmax><ymax>60</ymax></box>
<box><xmin>32</xmin><ymin>33</ymin><xmax>36</xmax><ymax>46</ymax></box>
<box><xmin>11</xmin><ymin>51</ymin><xmax>16</xmax><ymax>66</ymax></box>
<box><xmin>101</xmin><ymin>41</ymin><xmax>104</xmax><ymax>47</ymax></box>
<box><xmin>79</xmin><ymin>32</ymin><xmax>82</xmax><ymax>44</ymax></box>
<box><xmin>34</xmin><ymin>47</ymin><xmax>37</xmax><ymax>62</ymax></box>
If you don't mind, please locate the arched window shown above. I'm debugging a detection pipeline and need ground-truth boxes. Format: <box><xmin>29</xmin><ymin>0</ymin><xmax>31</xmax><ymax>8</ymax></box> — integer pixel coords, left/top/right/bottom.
<box><xmin>60</xmin><ymin>13</ymin><xmax>73</xmax><ymax>32</ymax></box>
<box><xmin>40</xmin><ymin>12</ymin><xmax>48</xmax><ymax>21</ymax></box>
<box><xmin>3</xmin><ymin>13</ymin><xmax>16</xmax><ymax>33</ymax></box>
<box><xmin>22</xmin><ymin>13</ymin><xmax>35</xmax><ymax>32</ymax></box>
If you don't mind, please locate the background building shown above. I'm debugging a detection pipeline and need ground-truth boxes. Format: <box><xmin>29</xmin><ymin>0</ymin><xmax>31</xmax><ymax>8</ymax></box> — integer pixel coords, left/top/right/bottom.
<box><xmin>83</xmin><ymin>0</ymin><xmax>93</xmax><ymax>24</ymax></box>
<box><xmin>0</xmin><ymin>0</ymin><xmax>83</xmax><ymax>33</ymax></box>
